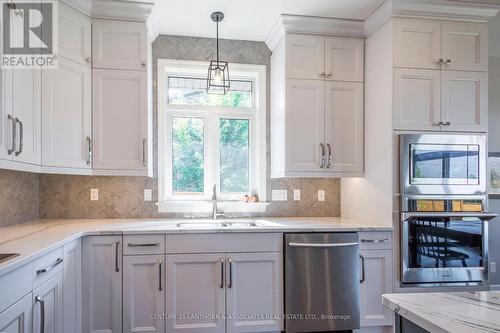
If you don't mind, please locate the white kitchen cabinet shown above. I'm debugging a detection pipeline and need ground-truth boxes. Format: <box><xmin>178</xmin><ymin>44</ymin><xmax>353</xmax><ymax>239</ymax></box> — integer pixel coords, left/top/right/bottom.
<box><xmin>82</xmin><ymin>236</ymin><xmax>122</xmax><ymax>333</ymax></box>
<box><xmin>123</xmin><ymin>255</ymin><xmax>164</xmax><ymax>333</ymax></box>
<box><xmin>63</xmin><ymin>239</ymin><xmax>81</xmax><ymax>333</ymax></box>
<box><xmin>59</xmin><ymin>3</ymin><xmax>91</xmax><ymax>65</ymax></box>
<box><xmin>166</xmin><ymin>254</ymin><xmax>225</xmax><ymax>333</ymax></box>
<box><xmin>441</xmin><ymin>22</ymin><xmax>487</xmax><ymax>72</ymax></box>
<box><xmin>92</xmin><ymin>19</ymin><xmax>147</xmax><ymax>71</ymax></box>
<box><xmin>0</xmin><ymin>293</ymin><xmax>32</xmax><ymax>333</ymax></box>
<box><xmin>93</xmin><ymin>69</ymin><xmax>148</xmax><ymax>173</ymax></box>
<box><xmin>441</xmin><ymin>70</ymin><xmax>487</xmax><ymax>132</ymax></box>
<box><xmin>33</xmin><ymin>271</ymin><xmax>63</xmax><ymax>333</ymax></box>
<box><xmin>285</xmin><ymin>34</ymin><xmax>325</xmax><ymax>80</ymax></box>
<box><xmin>0</xmin><ymin>68</ymin><xmax>12</xmax><ymax>161</ymax></box>
<box><xmin>226</xmin><ymin>252</ymin><xmax>283</xmax><ymax>333</ymax></box>
<box><xmin>325</xmin><ymin>38</ymin><xmax>364</xmax><ymax>82</ymax></box>
<box><xmin>42</xmin><ymin>57</ymin><xmax>91</xmax><ymax>169</ymax></box>
<box><xmin>324</xmin><ymin>81</ymin><xmax>363</xmax><ymax>174</ymax></box>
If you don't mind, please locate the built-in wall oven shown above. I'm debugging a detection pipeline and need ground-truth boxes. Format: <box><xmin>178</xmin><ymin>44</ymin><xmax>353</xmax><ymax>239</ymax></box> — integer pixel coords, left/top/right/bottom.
<box><xmin>399</xmin><ymin>133</ymin><xmax>496</xmax><ymax>286</ymax></box>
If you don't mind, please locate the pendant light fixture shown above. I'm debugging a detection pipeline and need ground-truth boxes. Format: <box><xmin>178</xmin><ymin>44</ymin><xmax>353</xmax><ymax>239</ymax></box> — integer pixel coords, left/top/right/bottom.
<box><xmin>206</xmin><ymin>11</ymin><xmax>230</xmax><ymax>95</ymax></box>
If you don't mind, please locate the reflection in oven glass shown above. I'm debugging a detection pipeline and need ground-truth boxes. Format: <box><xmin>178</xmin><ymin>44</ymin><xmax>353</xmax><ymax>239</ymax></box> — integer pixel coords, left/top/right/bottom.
<box><xmin>408</xmin><ymin>217</ymin><xmax>483</xmax><ymax>268</ymax></box>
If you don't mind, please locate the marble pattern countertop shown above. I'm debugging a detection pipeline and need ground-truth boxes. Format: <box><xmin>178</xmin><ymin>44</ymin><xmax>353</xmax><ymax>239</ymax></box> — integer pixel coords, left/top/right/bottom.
<box><xmin>0</xmin><ymin>217</ymin><xmax>391</xmax><ymax>276</ymax></box>
<box><xmin>383</xmin><ymin>292</ymin><xmax>500</xmax><ymax>333</ymax></box>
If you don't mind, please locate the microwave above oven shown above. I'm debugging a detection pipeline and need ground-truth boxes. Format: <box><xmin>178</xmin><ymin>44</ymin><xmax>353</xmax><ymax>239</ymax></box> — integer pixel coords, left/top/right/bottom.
<box><xmin>400</xmin><ymin>134</ymin><xmax>487</xmax><ymax>196</ymax></box>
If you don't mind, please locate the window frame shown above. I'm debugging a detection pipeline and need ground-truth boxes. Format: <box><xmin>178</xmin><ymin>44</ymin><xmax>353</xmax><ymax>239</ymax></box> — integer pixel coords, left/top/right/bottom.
<box><xmin>157</xmin><ymin>59</ymin><xmax>267</xmax><ymax>212</ymax></box>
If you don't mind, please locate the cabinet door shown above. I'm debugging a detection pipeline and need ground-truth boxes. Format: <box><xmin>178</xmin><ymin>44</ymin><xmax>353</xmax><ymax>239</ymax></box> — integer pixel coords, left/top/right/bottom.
<box><xmin>324</xmin><ymin>38</ymin><xmax>364</xmax><ymax>82</ymax></box>
<box><xmin>93</xmin><ymin>69</ymin><xmax>148</xmax><ymax>171</ymax></box>
<box><xmin>359</xmin><ymin>250</ymin><xmax>393</xmax><ymax>327</ymax></box>
<box><xmin>63</xmin><ymin>239</ymin><xmax>81</xmax><ymax>333</ymax></box>
<box><xmin>0</xmin><ymin>68</ymin><xmax>13</xmax><ymax>161</ymax></box>
<box><xmin>324</xmin><ymin>81</ymin><xmax>363</xmax><ymax>175</ymax></box>
<box><xmin>285</xmin><ymin>34</ymin><xmax>325</xmax><ymax>80</ymax></box>
<box><xmin>12</xmin><ymin>68</ymin><xmax>41</xmax><ymax>165</ymax></box>
<box><xmin>285</xmin><ymin>79</ymin><xmax>325</xmax><ymax>174</ymax></box>
<box><xmin>33</xmin><ymin>271</ymin><xmax>63</xmax><ymax>333</ymax></box>
<box><xmin>226</xmin><ymin>252</ymin><xmax>283</xmax><ymax>333</ymax></box>
<box><xmin>42</xmin><ymin>57</ymin><xmax>91</xmax><ymax>168</ymax></box>
<box><xmin>394</xmin><ymin>19</ymin><xmax>442</xmax><ymax>69</ymax></box>
<box><xmin>394</xmin><ymin>68</ymin><xmax>441</xmax><ymax>131</ymax></box>
<box><xmin>442</xmin><ymin>23</ymin><xmax>487</xmax><ymax>72</ymax></box>
<box><xmin>0</xmin><ymin>293</ymin><xmax>32</xmax><ymax>333</ymax></box>
<box><xmin>92</xmin><ymin>19</ymin><xmax>147</xmax><ymax>71</ymax></box>
<box><xmin>441</xmin><ymin>70</ymin><xmax>487</xmax><ymax>132</ymax></box>
<box><xmin>59</xmin><ymin>3</ymin><xmax>91</xmax><ymax>65</ymax></box>
<box><xmin>82</xmin><ymin>236</ymin><xmax>122</xmax><ymax>333</ymax></box>
<box><xmin>123</xmin><ymin>255</ymin><xmax>165</xmax><ymax>333</ymax></box>
<box><xmin>166</xmin><ymin>254</ymin><xmax>225</xmax><ymax>333</ymax></box>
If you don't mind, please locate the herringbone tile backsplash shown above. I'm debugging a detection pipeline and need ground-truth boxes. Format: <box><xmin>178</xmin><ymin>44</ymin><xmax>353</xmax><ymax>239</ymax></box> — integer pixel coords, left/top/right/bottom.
<box><xmin>0</xmin><ymin>170</ymin><xmax>39</xmax><ymax>227</ymax></box>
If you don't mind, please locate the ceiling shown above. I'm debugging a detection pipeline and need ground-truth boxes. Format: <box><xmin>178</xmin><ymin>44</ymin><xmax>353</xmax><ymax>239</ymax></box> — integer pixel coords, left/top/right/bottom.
<box><xmin>148</xmin><ymin>0</ymin><xmax>387</xmax><ymax>42</ymax></box>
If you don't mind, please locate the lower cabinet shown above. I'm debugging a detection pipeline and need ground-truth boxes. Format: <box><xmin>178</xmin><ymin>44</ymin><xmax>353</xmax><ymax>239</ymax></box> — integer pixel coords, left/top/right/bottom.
<box><xmin>63</xmin><ymin>239</ymin><xmax>82</xmax><ymax>333</ymax></box>
<box><xmin>0</xmin><ymin>293</ymin><xmax>32</xmax><ymax>333</ymax></box>
<box><xmin>33</xmin><ymin>271</ymin><xmax>63</xmax><ymax>333</ymax></box>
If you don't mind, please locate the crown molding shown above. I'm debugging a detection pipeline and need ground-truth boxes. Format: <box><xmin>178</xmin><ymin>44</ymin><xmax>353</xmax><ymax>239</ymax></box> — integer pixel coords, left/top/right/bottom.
<box><xmin>365</xmin><ymin>0</ymin><xmax>500</xmax><ymax>37</ymax></box>
<box><xmin>91</xmin><ymin>0</ymin><xmax>154</xmax><ymax>22</ymax></box>
<box><xmin>61</xmin><ymin>0</ymin><xmax>92</xmax><ymax>15</ymax></box>
<box><xmin>265</xmin><ymin>14</ymin><xmax>365</xmax><ymax>51</ymax></box>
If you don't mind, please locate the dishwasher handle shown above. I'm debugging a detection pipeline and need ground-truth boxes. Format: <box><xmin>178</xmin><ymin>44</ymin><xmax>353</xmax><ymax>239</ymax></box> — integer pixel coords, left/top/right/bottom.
<box><xmin>288</xmin><ymin>242</ymin><xmax>359</xmax><ymax>248</ymax></box>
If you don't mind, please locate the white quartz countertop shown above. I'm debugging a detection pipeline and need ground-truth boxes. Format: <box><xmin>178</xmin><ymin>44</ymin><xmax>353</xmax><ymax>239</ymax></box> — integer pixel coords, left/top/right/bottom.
<box><xmin>0</xmin><ymin>217</ymin><xmax>391</xmax><ymax>276</ymax></box>
<box><xmin>383</xmin><ymin>292</ymin><xmax>500</xmax><ymax>333</ymax></box>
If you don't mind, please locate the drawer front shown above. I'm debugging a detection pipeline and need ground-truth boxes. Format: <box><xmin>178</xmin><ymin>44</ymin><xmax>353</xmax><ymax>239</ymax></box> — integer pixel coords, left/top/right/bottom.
<box><xmin>166</xmin><ymin>233</ymin><xmax>283</xmax><ymax>254</ymax></box>
<box><xmin>358</xmin><ymin>232</ymin><xmax>392</xmax><ymax>250</ymax></box>
<box><xmin>0</xmin><ymin>263</ymin><xmax>33</xmax><ymax>313</ymax></box>
<box><xmin>32</xmin><ymin>247</ymin><xmax>64</xmax><ymax>289</ymax></box>
<box><xmin>124</xmin><ymin>234</ymin><xmax>165</xmax><ymax>255</ymax></box>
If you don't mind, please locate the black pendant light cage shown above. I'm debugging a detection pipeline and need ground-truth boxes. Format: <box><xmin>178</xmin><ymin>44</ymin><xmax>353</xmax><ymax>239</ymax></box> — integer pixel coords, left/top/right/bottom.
<box><xmin>207</xmin><ymin>11</ymin><xmax>230</xmax><ymax>95</ymax></box>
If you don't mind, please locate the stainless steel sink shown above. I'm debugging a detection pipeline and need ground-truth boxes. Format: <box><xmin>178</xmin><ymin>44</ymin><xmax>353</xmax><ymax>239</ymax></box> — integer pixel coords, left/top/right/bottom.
<box><xmin>225</xmin><ymin>221</ymin><xmax>258</xmax><ymax>227</ymax></box>
<box><xmin>176</xmin><ymin>220</ymin><xmax>281</xmax><ymax>229</ymax></box>
<box><xmin>0</xmin><ymin>253</ymin><xmax>20</xmax><ymax>264</ymax></box>
<box><xmin>177</xmin><ymin>222</ymin><xmax>228</xmax><ymax>228</ymax></box>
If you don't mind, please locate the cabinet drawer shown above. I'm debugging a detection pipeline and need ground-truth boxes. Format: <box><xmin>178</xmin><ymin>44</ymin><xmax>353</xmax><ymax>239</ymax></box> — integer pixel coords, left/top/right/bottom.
<box><xmin>123</xmin><ymin>234</ymin><xmax>165</xmax><ymax>255</ymax></box>
<box><xmin>166</xmin><ymin>233</ymin><xmax>283</xmax><ymax>254</ymax></box>
<box><xmin>0</xmin><ymin>263</ymin><xmax>33</xmax><ymax>313</ymax></box>
<box><xmin>32</xmin><ymin>247</ymin><xmax>63</xmax><ymax>289</ymax></box>
<box><xmin>359</xmin><ymin>232</ymin><xmax>392</xmax><ymax>250</ymax></box>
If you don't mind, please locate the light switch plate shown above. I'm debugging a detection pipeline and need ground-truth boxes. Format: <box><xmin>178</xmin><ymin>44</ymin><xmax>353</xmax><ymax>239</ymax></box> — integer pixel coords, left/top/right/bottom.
<box><xmin>90</xmin><ymin>188</ymin><xmax>99</xmax><ymax>201</ymax></box>
<box><xmin>293</xmin><ymin>189</ymin><xmax>301</xmax><ymax>201</ymax></box>
<box><xmin>318</xmin><ymin>190</ymin><xmax>325</xmax><ymax>202</ymax></box>
<box><xmin>144</xmin><ymin>189</ymin><xmax>152</xmax><ymax>201</ymax></box>
<box><xmin>272</xmin><ymin>190</ymin><xmax>287</xmax><ymax>201</ymax></box>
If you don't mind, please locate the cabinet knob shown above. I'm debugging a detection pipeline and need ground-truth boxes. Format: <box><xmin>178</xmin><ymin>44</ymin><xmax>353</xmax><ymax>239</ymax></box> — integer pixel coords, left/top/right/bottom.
<box><xmin>141</xmin><ymin>61</ymin><xmax>146</xmax><ymax>67</ymax></box>
<box><xmin>86</xmin><ymin>57</ymin><xmax>92</xmax><ymax>63</ymax></box>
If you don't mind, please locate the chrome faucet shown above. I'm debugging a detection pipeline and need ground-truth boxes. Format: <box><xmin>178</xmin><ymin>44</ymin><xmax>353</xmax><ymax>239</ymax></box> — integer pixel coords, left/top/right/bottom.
<box><xmin>212</xmin><ymin>184</ymin><xmax>225</xmax><ymax>220</ymax></box>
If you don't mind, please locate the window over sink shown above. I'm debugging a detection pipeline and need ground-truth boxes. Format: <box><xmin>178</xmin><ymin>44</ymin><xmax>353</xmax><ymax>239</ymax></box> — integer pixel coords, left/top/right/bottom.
<box><xmin>157</xmin><ymin>60</ymin><xmax>267</xmax><ymax>213</ymax></box>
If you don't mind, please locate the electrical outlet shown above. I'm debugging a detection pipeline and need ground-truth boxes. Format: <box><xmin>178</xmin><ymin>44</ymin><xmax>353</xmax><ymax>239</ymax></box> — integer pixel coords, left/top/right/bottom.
<box><xmin>491</xmin><ymin>262</ymin><xmax>497</xmax><ymax>274</ymax></box>
<box><xmin>144</xmin><ymin>189</ymin><xmax>152</xmax><ymax>201</ymax></box>
<box><xmin>90</xmin><ymin>188</ymin><xmax>99</xmax><ymax>201</ymax></box>
<box><xmin>272</xmin><ymin>190</ymin><xmax>287</xmax><ymax>201</ymax></box>
<box><xmin>318</xmin><ymin>190</ymin><xmax>325</xmax><ymax>202</ymax></box>
<box><xmin>293</xmin><ymin>189</ymin><xmax>301</xmax><ymax>201</ymax></box>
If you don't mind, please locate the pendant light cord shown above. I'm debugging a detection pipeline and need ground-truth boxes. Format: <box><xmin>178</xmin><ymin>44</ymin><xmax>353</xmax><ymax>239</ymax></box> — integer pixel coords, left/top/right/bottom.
<box><xmin>216</xmin><ymin>21</ymin><xmax>219</xmax><ymax>63</ymax></box>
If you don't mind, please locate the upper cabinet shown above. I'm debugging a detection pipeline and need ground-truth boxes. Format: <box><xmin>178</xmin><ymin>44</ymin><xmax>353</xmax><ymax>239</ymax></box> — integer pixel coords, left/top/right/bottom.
<box><xmin>394</xmin><ymin>19</ymin><xmax>487</xmax><ymax>72</ymax></box>
<box><xmin>58</xmin><ymin>4</ymin><xmax>92</xmax><ymax>66</ymax></box>
<box><xmin>324</xmin><ymin>38</ymin><xmax>364</xmax><ymax>82</ymax></box>
<box><xmin>92</xmin><ymin>20</ymin><xmax>148</xmax><ymax>71</ymax></box>
<box><xmin>285</xmin><ymin>35</ymin><xmax>324</xmax><ymax>80</ymax></box>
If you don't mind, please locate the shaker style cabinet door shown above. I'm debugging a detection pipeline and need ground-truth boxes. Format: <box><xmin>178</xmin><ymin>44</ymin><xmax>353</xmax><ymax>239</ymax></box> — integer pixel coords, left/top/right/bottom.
<box><xmin>285</xmin><ymin>34</ymin><xmax>325</xmax><ymax>80</ymax></box>
<box><xmin>0</xmin><ymin>293</ymin><xmax>32</xmax><ymax>333</ymax></box>
<box><xmin>166</xmin><ymin>254</ymin><xmax>225</xmax><ymax>333</ymax></box>
<box><xmin>324</xmin><ymin>81</ymin><xmax>363</xmax><ymax>175</ymax></box>
<box><xmin>92</xmin><ymin>19</ymin><xmax>147</xmax><ymax>71</ymax></box>
<box><xmin>394</xmin><ymin>19</ymin><xmax>442</xmax><ymax>69</ymax></box>
<box><xmin>324</xmin><ymin>37</ymin><xmax>364</xmax><ymax>82</ymax></box>
<box><xmin>123</xmin><ymin>255</ymin><xmax>165</xmax><ymax>333</ymax></box>
<box><xmin>225</xmin><ymin>252</ymin><xmax>283</xmax><ymax>333</ymax></box>
<box><xmin>32</xmin><ymin>272</ymin><xmax>63</xmax><ymax>333</ymax></box>
<box><xmin>284</xmin><ymin>79</ymin><xmax>325</xmax><ymax>174</ymax></box>
<box><xmin>58</xmin><ymin>3</ymin><xmax>91</xmax><ymax>65</ymax></box>
<box><xmin>0</xmin><ymin>68</ymin><xmax>12</xmax><ymax>161</ymax></box>
<box><xmin>441</xmin><ymin>22</ymin><xmax>487</xmax><ymax>72</ymax></box>
<box><xmin>62</xmin><ymin>240</ymin><xmax>81</xmax><ymax>333</ymax></box>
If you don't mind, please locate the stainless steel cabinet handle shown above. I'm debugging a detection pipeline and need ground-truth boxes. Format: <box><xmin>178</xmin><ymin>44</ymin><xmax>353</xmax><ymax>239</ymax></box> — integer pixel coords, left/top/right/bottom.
<box><xmin>14</xmin><ymin>118</ymin><xmax>23</xmax><ymax>156</ymax></box>
<box><xmin>127</xmin><ymin>242</ymin><xmax>160</xmax><ymax>247</ymax></box>
<box><xmin>227</xmin><ymin>258</ymin><xmax>233</xmax><ymax>288</ymax></box>
<box><xmin>319</xmin><ymin>72</ymin><xmax>326</xmax><ymax>78</ymax></box>
<box><xmin>359</xmin><ymin>254</ymin><xmax>365</xmax><ymax>283</ymax></box>
<box><xmin>158</xmin><ymin>259</ymin><xmax>163</xmax><ymax>291</ymax></box>
<box><xmin>326</xmin><ymin>143</ymin><xmax>332</xmax><ymax>169</ymax></box>
<box><xmin>325</xmin><ymin>73</ymin><xmax>332</xmax><ymax>78</ymax></box>
<box><xmin>436</xmin><ymin>59</ymin><xmax>444</xmax><ymax>65</ymax></box>
<box><xmin>86</xmin><ymin>137</ymin><xmax>92</xmax><ymax>165</ymax></box>
<box><xmin>7</xmin><ymin>115</ymin><xmax>15</xmax><ymax>155</ymax></box>
<box><xmin>319</xmin><ymin>143</ymin><xmax>325</xmax><ymax>169</ymax></box>
<box><xmin>35</xmin><ymin>295</ymin><xmax>45</xmax><ymax>333</ymax></box>
<box><xmin>36</xmin><ymin>257</ymin><xmax>63</xmax><ymax>275</ymax></box>
<box><xmin>142</xmin><ymin>139</ymin><xmax>147</xmax><ymax>166</ymax></box>
<box><xmin>219</xmin><ymin>258</ymin><xmax>224</xmax><ymax>289</ymax></box>
<box><xmin>442</xmin><ymin>121</ymin><xmax>451</xmax><ymax>126</ymax></box>
<box><xmin>361</xmin><ymin>239</ymin><xmax>389</xmax><ymax>243</ymax></box>
<box><xmin>288</xmin><ymin>242</ymin><xmax>359</xmax><ymax>248</ymax></box>
<box><xmin>115</xmin><ymin>241</ymin><xmax>120</xmax><ymax>272</ymax></box>
<box><xmin>445</xmin><ymin>59</ymin><xmax>452</xmax><ymax>65</ymax></box>
<box><xmin>141</xmin><ymin>61</ymin><xmax>146</xmax><ymax>67</ymax></box>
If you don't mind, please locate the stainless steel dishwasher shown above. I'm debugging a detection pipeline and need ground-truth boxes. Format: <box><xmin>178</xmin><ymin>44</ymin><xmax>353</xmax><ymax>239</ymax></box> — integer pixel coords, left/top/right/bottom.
<box><xmin>285</xmin><ymin>233</ymin><xmax>360</xmax><ymax>332</ymax></box>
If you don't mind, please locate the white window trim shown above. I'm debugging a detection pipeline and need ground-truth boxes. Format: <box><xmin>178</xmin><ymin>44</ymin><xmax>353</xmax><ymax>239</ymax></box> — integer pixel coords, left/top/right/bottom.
<box><xmin>157</xmin><ymin>59</ymin><xmax>268</xmax><ymax>213</ymax></box>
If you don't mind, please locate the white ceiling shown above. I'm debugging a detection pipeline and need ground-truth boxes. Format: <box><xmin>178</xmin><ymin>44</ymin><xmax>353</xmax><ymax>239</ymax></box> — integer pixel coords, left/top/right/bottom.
<box><xmin>148</xmin><ymin>0</ymin><xmax>386</xmax><ymax>42</ymax></box>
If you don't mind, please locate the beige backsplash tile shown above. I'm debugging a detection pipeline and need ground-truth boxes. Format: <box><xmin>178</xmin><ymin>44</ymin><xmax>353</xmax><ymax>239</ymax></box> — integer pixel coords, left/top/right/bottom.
<box><xmin>0</xmin><ymin>170</ymin><xmax>39</xmax><ymax>227</ymax></box>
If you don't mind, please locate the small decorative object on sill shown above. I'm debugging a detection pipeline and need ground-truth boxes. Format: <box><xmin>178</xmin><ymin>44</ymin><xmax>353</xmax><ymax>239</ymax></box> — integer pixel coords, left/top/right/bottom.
<box><xmin>206</xmin><ymin>11</ymin><xmax>230</xmax><ymax>95</ymax></box>
<box><xmin>249</xmin><ymin>195</ymin><xmax>259</xmax><ymax>203</ymax></box>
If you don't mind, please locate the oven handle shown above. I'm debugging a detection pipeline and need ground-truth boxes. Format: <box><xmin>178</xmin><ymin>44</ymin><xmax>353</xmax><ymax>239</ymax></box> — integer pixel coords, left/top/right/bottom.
<box><xmin>402</xmin><ymin>212</ymin><xmax>497</xmax><ymax>221</ymax></box>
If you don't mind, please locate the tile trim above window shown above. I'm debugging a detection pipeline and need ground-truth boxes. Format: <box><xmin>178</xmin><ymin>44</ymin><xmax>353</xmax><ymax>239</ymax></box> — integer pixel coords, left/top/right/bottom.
<box><xmin>157</xmin><ymin>59</ymin><xmax>267</xmax><ymax>213</ymax></box>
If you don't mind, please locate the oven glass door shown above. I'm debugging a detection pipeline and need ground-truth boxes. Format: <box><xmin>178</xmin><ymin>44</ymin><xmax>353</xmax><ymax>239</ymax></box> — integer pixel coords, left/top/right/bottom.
<box><xmin>410</xmin><ymin>143</ymin><xmax>480</xmax><ymax>185</ymax></box>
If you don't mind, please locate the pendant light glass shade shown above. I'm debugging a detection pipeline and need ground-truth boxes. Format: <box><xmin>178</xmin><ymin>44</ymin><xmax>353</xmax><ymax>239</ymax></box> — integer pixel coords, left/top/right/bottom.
<box><xmin>207</xmin><ymin>12</ymin><xmax>230</xmax><ymax>95</ymax></box>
